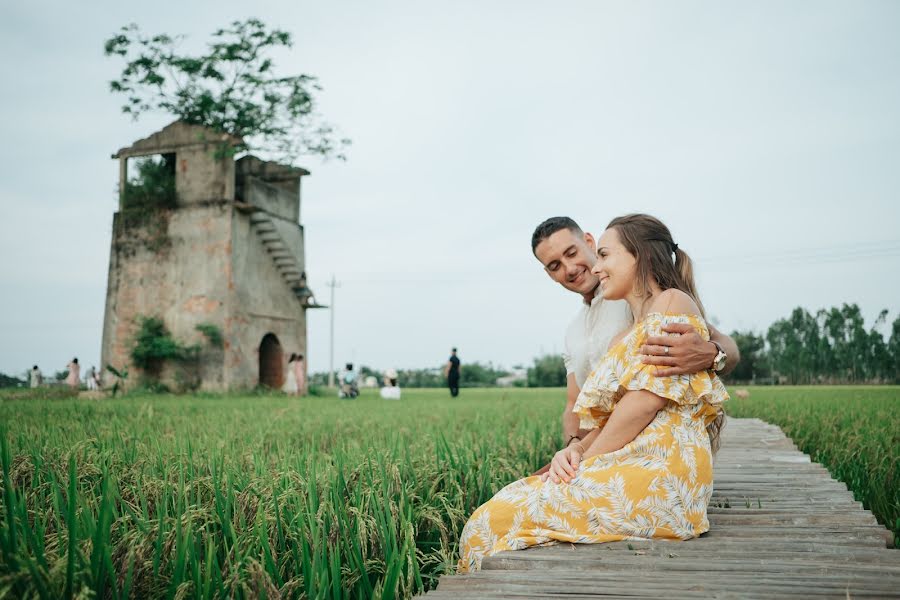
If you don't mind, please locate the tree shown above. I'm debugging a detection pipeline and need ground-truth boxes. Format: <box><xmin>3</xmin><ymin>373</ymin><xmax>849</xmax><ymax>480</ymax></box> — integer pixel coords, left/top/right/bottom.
<box><xmin>725</xmin><ymin>331</ymin><xmax>768</xmax><ymax>383</ymax></box>
<box><xmin>0</xmin><ymin>372</ymin><xmax>25</xmax><ymax>388</ymax></box>
<box><xmin>890</xmin><ymin>315</ymin><xmax>900</xmax><ymax>384</ymax></box>
<box><xmin>527</xmin><ymin>354</ymin><xmax>567</xmax><ymax>388</ymax></box>
<box><xmin>459</xmin><ymin>362</ymin><xmax>509</xmax><ymax>387</ymax></box>
<box><xmin>104</xmin><ymin>19</ymin><xmax>350</xmax><ymax>163</ymax></box>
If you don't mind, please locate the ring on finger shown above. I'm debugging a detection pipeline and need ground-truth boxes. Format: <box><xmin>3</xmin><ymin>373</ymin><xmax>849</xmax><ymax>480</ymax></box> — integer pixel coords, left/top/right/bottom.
<box><xmin>663</xmin><ymin>346</ymin><xmax>669</xmax><ymax>355</ymax></box>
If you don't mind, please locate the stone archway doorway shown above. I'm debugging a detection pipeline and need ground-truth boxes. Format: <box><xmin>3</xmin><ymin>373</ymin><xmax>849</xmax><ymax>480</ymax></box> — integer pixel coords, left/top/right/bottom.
<box><xmin>259</xmin><ymin>333</ymin><xmax>283</xmax><ymax>389</ymax></box>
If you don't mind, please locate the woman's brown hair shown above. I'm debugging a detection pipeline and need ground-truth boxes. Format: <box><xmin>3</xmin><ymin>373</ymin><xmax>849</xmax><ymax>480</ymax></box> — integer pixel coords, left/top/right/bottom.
<box><xmin>606</xmin><ymin>213</ymin><xmax>705</xmax><ymax>317</ymax></box>
<box><xmin>606</xmin><ymin>213</ymin><xmax>724</xmax><ymax>452</ymax></box>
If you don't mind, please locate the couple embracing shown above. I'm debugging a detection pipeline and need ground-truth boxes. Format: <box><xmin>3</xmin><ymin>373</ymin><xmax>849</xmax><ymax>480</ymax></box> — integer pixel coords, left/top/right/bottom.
<box><xmin>458</xmin><ymin>213</ymin><xmax>740</xmax><ymax>572</ymax></box>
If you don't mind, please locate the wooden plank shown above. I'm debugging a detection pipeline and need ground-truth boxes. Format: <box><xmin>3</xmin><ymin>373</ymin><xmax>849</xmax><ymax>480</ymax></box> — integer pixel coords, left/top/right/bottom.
<box><xmin>436</xmin><ymin>572</ymin><xmax>900</xmax><ymax>595</ymax></box>
<box><xmin>419</xmin><ymin>418</ymin><xmax>900</xmax><ymax>598</ymax></box>
<box><xmin>481</xmin><ymin>555</ymin><xmax>900</xmax><ymax>574</ymax></box>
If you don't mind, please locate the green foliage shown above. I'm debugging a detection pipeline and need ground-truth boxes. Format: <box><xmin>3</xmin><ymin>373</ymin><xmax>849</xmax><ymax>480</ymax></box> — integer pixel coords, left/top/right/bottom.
<box><xmin>130</xmin><ymin>316</ymin><xmax>185</xmax><ymax>377</ymax></box>
<box><xmin>194</xmin><ymin>323</ymin><xmax>223</xmax><ymax>349</ymax></box>
<box><xmin>119</xmin><ymin>155</ymin><xmax>177</xmax><ymax>251</ymax></box>
<box><xmin>763</xmin><ymin>304</ymin><xmax>897</xmax><ymax>384</ymax></box>
<box><xmin>121</xmin><ymin>154</ymin><xmax>177</xmax><ymax>212</ymax></box>
<box><xmin>105</xmin><ymin>365</ymin><xmax>129</xmax><ymax>397</ymax></box>
<box><xmin>0</xmin><ymin>387</ymin><xmax>77</xmax><ymax>401</ymax></box>
<box><xmin>0</xmin><ymin>373</ymin><xmax>25</xmax><ymax>389</ymax></box>
<box><xmin>527</xmin><ymin>354</ymin><xmax>567</xmax><ymax>388</ymax></box>
<box><xmin>890</xmin><ymin>315</ymin><xmax>900</xmax><ymax>384</ymax></box>
<box><xmin>725</xmin><ymin>331</ymin><xmax>769</xmax><ymax>383</ymax></box>
<box><xmin>395</xmin><ymin>368</ymin><xmax>443</xmax><ymax>388</ymax></box>
<box><xmin>312</xmin><ymin>362</ymin><xmax>515</xmax><ymax>388</ymax></box>
<box><xmin>104</xmin><ymin>19</ymin><xmax>350</xmax><ymax>163</ymax></box>
<box><xmin>459</xmin><ymin>362</ymin><xmax>510</xmax><ymax>387</ymax></box>
<box><xmin>0</xmin><ymin>388</ymin><xmax>561</xmax><ymax>598</ymax></box>
<box><xmin>53</xmin><ymin>370</ymin><xmax>68</xmax><ymax>382</ymax></box>
<box><xmin>129</xmin><ymin>316</ymin><xmax>222</xmax><ymax>391</ymax></box>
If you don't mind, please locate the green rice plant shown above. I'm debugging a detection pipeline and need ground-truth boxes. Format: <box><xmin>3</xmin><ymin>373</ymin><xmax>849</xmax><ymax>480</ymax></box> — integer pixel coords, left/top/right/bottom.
<box><xmin>727</xmin><ymin>385</ymin><xmax>899</xmax><ymax>546</ymax></box>
<box><xmin>0</xmin><ymin>386</ymin><xmax>895</xmax><ymax>598</ymax></box>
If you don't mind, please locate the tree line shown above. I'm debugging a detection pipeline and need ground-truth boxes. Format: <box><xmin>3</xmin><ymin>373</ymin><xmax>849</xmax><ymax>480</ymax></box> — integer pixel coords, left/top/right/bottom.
<box><xmin>729</xmin><ymin>303</ymin><xmax>898</xmax><ymax>384</ymax></box>
<box><xmin>326</xmin><ymin>302</ymin><xmax>898</xmax><ymax>388</ymax></box>
<box><xmin>3</xmin><ymin>303</ymin><xmax>896</xmax><ymax>390</ymax></box>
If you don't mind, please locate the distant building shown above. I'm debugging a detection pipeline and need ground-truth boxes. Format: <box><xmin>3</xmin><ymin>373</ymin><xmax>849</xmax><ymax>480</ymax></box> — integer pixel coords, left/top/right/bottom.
<box><xmin>100</xmin><ymin>121</ymin><xmax>323</xmax><ymax>390</ymax></box>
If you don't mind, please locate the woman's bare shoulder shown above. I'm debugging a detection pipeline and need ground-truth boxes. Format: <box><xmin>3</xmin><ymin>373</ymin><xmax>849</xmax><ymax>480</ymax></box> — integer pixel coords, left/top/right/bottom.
<box><xmin>649</xmin><ymin>288</ymin><xmax>701</xmax><ymax>317</ymax></box>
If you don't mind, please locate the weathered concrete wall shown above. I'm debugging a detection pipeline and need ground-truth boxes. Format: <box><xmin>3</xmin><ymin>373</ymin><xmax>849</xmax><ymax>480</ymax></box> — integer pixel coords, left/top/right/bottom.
<box><xmin>100</xmin><ymin>204</ymin><xmax>233</xmax><ymax>390</ymax></box>
<box><xmin>226</xmin><ymin>211</ymin><xmax>307</xmax><ymax>388</ymax></box>
<box><xmin>242</xmin><ymin>176</ymin><xmax>298</xmax><ymax>221</ymax></box>
<box><xmin>176</xmin><ymin>146</ymin><xmax>235</xmax><ymax>205</ymax></box>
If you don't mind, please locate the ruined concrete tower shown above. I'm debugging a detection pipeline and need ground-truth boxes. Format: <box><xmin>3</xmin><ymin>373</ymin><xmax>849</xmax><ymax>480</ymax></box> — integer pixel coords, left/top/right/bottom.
<box><xmin>101</xmin><ymin>121</ymin><xmax>320</xmax><ymax>390</ymax></box>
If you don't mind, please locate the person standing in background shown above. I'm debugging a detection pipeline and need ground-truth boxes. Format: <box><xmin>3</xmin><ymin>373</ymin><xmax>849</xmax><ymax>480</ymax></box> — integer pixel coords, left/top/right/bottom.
<box><xmin>282</xmin><ymin>353</ymin><xmax>299</xmax><ymax>395</ymax></box>
<box><xmin>65</xmin><ymin>358</ymin><xmax>80</xmax><ymax>389</ymax></box>
<box><xmin>86</xmin><ymin>366</ymin><xmax>98</xmax><ymax>391</ymax></box>
<box><xmin>294</xmin><ymin>353</ymin><xmax>307</xmax><ymax>396</ymax></box>
<box><xmin>445</xmin><ymin>348</ymin><xmax>461</xmax><ymax>397</ymax></box>
<box><xmin>30</xmin><ymin>365</ymin><xmax>42</xmax><ymax>388</ymax></box>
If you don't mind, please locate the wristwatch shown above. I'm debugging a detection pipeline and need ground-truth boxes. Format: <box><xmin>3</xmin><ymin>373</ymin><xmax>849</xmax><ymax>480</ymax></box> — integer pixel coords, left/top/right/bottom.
<box><xmin>710</xmin><ymin>341</ymin><xmax>727</xmax><ymax>373</ymax></box>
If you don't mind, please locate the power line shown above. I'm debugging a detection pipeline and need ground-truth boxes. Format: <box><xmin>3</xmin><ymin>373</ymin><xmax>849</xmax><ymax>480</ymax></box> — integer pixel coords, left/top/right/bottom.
<box><xmin>314</xmin><ymin>241</ymin><xmax>900</xmax><ymax>286</ymax></box>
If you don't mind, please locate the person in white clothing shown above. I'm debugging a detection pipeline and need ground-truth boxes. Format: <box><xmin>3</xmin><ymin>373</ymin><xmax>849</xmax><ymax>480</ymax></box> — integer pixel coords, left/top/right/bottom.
<box><xmin>380</xmin><ymin>368</ymin><xmax>401</xmax><ymax>399</ymax></box>
<box><xmin>30</xmin><ymin>365</ymin><xmax>42</xmax><ymax>388</ymax></box>
<box><xmin>530</xmin><ymin>216</ymin><xmax>740</xmax><ymax>474</ymax></box>
<box><xmin>282</xmin><ymin>353</ymin><xmax>299</xmax><ymax>394</ymax></box>
<box><xmin>86</xmin><ymin>366</ymin><xmax>98</xmax><ymax>391</ymax></box>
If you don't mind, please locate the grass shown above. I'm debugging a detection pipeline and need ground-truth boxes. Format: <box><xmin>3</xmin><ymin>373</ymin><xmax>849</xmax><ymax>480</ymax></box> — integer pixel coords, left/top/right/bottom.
<box><xmin>0</xmin><ymin>388</ymin><xmax>561</xmax><ymax>598</ymax></box>
<box><xmin>0</xmin><ymin>385</ymin><xmax>897</xmax><ymax>598</ymax></box>
<box><xmin>726</xmin><ymin>385</ymin><xmax>899</xmax><ymax>547</ymax></box>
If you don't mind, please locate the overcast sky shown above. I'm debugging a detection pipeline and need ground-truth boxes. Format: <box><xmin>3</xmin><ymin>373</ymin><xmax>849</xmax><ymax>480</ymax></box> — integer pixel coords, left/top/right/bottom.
<box><xmin>2</xmin><ymin>1</ymin><xmax>899</xmax><ymax>377</ymax></box>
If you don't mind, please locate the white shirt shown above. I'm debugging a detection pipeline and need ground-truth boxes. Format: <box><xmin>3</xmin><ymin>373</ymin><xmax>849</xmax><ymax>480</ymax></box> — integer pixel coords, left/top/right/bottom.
<box><xmin>563</xmin><ymin>289</ymin><xmax>634</xmax><ymax>389</ymax></box>
<box><xmin>380</xmin><ymin>386</ymin><xmax>401</xmax><ymax>400</ymax></box>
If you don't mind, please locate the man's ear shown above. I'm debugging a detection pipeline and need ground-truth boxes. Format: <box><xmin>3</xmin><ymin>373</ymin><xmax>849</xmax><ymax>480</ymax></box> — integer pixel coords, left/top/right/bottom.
<box><xmin>583</xmin><ymin>231</ymin><xmax>596</xmax><ymax>251</ymax></box>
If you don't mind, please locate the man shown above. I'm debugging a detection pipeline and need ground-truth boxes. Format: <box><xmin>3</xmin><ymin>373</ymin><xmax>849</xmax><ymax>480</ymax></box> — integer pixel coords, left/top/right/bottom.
<box><xmin>445</xmin><ymin>348</ymin><xmax>461</xmax><ymax>397</ymax></box>
<box><xmin>531</xmin><ymin>216</ymin><xmax>740</xmax><ymax>455</ymax></box>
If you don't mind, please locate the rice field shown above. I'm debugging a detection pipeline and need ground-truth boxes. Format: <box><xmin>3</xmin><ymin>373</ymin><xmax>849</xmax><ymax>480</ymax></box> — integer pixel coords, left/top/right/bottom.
<box><xmin>0</xmin><ymin>386</ymin><xmax>897</xmax><ymax>598</ymax></box>
<box><xmin>725</xmin><ymin>385</ymin><xmax>899</xmax><ymax>547</ymax></box>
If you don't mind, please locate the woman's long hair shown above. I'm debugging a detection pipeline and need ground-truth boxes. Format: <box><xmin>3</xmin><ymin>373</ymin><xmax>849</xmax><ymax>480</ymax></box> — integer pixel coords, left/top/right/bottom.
<box><xmin>606</xmin><ymin>213</ymin><xmax>724</xmax><ymax>453</ymax></box>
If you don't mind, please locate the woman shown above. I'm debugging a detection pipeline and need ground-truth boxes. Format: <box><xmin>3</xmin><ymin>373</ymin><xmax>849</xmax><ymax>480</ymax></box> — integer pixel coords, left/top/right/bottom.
<box><xmin>282</xmin><ymin>353</ymin><xmax>299</xmax><ymax>395</ymax></box>
<box><xmin>65</xmin><ymin>357</ymin><xmax>80</xmax><ymax>389</ymax></box>
<box><xmin>294</xmin><ymin>353</ymin><xmax>307</xmax><ymax>396</ymax></box>
<box><xmin>458</xmin><ymin>214</ymin><xmax>728</xmax><ymax>572</ymax></box>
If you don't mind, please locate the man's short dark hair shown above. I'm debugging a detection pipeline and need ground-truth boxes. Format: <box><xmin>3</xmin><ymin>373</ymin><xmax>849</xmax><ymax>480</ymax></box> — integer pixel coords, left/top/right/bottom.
<box><xmin>531</xmin><ymin>217</ymin><xmax>583</xmax><ymax>253</ymax></box>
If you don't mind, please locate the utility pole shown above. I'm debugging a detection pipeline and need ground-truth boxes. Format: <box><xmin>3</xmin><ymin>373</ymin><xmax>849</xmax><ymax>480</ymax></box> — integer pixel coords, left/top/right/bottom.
<box><xmin>326</xmin><ymin>275</ymin><xmax>340</xmax><ymax>388</ymax></box>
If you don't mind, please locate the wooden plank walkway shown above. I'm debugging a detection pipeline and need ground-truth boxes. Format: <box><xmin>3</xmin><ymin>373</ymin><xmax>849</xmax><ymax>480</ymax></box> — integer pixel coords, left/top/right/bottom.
<box><xmin>423</xmin><ymin>418</ymin><xmax>900</xmax><ymax>599</ymax></box>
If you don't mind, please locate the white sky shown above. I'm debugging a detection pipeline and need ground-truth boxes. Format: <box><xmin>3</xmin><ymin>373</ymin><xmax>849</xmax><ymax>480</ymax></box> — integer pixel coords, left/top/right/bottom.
<box><xmin>1</xmin><ymin>1</ymin><xmax>899</xmax><ymax>377</ymax></box>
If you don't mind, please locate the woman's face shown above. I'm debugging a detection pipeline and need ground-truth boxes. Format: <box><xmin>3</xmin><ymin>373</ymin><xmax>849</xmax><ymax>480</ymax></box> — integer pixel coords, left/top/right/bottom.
<box><xmin>591</xmin><ymin>227</ymin><xmax>637</xmax><ymax>301</ymax></box>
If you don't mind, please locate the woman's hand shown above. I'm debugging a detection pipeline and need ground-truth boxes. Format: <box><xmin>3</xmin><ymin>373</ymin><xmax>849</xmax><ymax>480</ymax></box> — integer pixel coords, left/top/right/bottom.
<box><xmin>541</xmin><ymin>443</ymin><xmax>584</xmax><ymax>484</ymax></box>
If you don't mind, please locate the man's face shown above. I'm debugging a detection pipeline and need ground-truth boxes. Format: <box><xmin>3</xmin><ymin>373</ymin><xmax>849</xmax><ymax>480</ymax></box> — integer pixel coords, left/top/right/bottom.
<box><xmin>534</xmin><ymin>228</ymin><xmax>600</xmax><ymax>296</ymax></box>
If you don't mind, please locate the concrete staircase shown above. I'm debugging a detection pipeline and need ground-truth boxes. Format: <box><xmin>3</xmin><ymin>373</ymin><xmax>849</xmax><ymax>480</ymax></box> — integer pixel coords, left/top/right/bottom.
<box><xmin>249</xmin><ymin>210</ymin><xmax>317</xmax><ymax>306</ymax></box>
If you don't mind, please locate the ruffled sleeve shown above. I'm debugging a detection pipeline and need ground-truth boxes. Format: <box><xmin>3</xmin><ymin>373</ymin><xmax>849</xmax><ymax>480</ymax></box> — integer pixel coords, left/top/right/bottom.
<box><xmin>572</xmin><ymin>313</ymin><xmax>729</xmax><ymax>429</ymax></box>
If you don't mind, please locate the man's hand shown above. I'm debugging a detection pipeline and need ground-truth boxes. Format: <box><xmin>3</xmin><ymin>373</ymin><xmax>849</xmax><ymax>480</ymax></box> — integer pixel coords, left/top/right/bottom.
<box><xmin>540</xmin><ymin>445</ymin><xmax>583</xmax><ymax>484</ymax></box>
<box><xmin>640</xmin><ymin>322</ymin><xmax>716</xmax><ymax>377</ymax></box>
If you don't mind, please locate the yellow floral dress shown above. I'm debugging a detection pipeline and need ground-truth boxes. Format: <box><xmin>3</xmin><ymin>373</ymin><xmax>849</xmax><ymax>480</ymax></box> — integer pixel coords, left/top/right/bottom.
<box><xmin>457</xmin><ymin>313</ymin><xmax>728</xmax><ymax>573</ymax></box>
